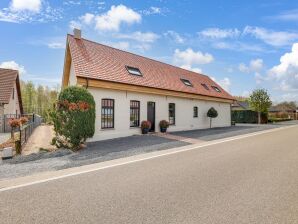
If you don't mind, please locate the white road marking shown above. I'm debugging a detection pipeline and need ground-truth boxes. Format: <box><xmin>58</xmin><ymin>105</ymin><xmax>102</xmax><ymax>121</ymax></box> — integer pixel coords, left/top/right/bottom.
<box><xmin>0</xmin><ymin>125</ymin><xmax>296</xmax><ymax>192</ymax></box>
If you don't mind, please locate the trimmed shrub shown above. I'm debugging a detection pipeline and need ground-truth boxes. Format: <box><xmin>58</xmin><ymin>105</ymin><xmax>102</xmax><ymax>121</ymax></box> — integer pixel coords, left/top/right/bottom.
<box><xmin>207</xmin><ymin>107</ymin><xmax>218</xmax><ymax>128</ymax></box>
<box><xmin>50</xmin><ymin>86</ymin><xmax>95</xmax><ymax>150</ymax></box>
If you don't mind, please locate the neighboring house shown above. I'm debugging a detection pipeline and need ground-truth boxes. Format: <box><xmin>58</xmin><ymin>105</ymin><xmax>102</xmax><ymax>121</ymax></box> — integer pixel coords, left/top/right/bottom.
<box><xmin>62</xmin><ymin>30</ymin><xmax>235</xmax><ymax>141</ymax></box>
<box><xmin>269</xmin><ymin>105</ymin><xmax>298</xmax><ymax>120</ymax></box>
<box><xmin>0</xmin><ymin>68</ymin><xmax>23</xmax><ymax>116</ymax></box>
<box><xmin>231</xmin><ymin>101</ymin><xmax>250</xmax><ymax>111</ymax></box>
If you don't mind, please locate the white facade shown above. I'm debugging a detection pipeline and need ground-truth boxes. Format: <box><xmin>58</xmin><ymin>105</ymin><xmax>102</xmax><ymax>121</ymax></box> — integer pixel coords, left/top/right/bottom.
<box><xmin>68</xmin><ymin>62</ymin><xmax>231</xmax><ymax>142</ymax></box>
<box><xmin>87</xmin><ymin>87</ymin><xmax>231</xmax><ymax>142</ymax></box>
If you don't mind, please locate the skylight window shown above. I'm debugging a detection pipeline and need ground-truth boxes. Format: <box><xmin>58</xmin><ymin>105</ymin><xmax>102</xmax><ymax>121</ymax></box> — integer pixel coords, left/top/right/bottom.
<box><xmin>212</xmin><ymin>86</ymin><xmax>221</xmax><ymax>92</ymax></box>
<box><xmin>126</xmin><ymin>66</ymin><xmax>142</xmax><ymax>76</ymax></box>
<box><xmin>181</xmin><ymin>78</ymin><xmax>193</xmax><ymax>87</ymax></box>
<box><xmin>201</xmin><ymin>83</ymin><xmax>209</xmax><ymax>90</ymax></box>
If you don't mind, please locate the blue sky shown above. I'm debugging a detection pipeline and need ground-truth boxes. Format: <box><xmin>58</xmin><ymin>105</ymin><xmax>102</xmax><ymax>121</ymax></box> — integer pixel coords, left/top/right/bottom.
<box><xmin>1</xmin><ymin>0</ymin><xmax>298</xmax><ymax>102</ymax></box>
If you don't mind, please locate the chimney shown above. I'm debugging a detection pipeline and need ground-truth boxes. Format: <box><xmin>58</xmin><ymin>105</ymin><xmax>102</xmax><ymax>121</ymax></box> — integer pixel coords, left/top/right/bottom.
<box><xmin>73</xmin><ymin>28</ymin><xmax>81</xmax><ymax>39</ymax></box>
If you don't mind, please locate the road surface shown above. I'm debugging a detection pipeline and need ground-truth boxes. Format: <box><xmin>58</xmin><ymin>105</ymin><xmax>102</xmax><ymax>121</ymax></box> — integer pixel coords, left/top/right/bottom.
<box><xmin>0</xmin><ymin>126</ymin><xmax>298</xmax><ymax>223</ymax></box>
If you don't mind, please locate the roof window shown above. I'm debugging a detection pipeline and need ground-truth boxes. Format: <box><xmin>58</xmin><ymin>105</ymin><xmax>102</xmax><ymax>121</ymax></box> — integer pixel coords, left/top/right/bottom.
<box><xmin>201</xmin><ymin>83</ymin><xmax>209</xmax><ymax>90</ymax></box>
<box><xmin>126</xmin><ymin>66</ymin><xmax>142</xmax><ymax>76</ymax></box>
<box><xmin>181</xmin><ymin>78</ymin><xmax>193</xmax><ymax>87</ymax></box>
<box><xmin>212</xmin><ymin>86</ymin><xmax>221</xmax><ymax>92</ymax></box>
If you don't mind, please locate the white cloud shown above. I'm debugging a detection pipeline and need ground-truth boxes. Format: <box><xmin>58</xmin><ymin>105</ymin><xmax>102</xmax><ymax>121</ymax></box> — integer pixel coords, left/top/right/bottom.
<box><xmin>238</xmin><ymin>63</ymin><xmax>249</xmax><ymax>73</ymax></box>
<box><xmin>211</xmin><ymin>77</ymin><xmax>231</xmax><ymax>92</ymax></box>
<box><xmin>199</xmin><ymin>28</ymin><xmax>240</xmax><ymax>39</ymax></box>
<box><xmin>174</xmin><ymin>48</ymin><xmax>214</xmax><ymax>70</ymax></box>
<box><xmin>69</xmin><ymin>20</ymin><xmax>81</xmax><ymax>29</ymax></box>
<box><xmin>250</xmin><ymin>58</ymin><xmax>263</xmax><ymax>71</ymax></box>
<box><xmin>180</xmin><ymin>65</ymin><xmax>202</xmax><ymax>74</ymax></box>
<box><xmin>270</xmin><ymin>9</ymin><xmax>298</xmax><ymax>22</ymax></box>
<box><xmin>47</xmin><ymin>42</ymin><xmax>64</xmax><ymax>49</ymax></box>
<box><xmin>243</xmin><ymin>26</ymin><xmax>298</xmax><ymax>47</ymax></box>
<box><xmin>239</xmin><ymin>58</ymin><xmax>264</xmax><ymax>73</ymax></box>
<box><xmin>10</xmin><ymin>0</ymin><xmax>41</xmax><ymax>12</ymax></box>
<box><xmin>0</xmin><ymin>61</ymin><xmax>26</xmax><ymax>75</ymax></box>
<box><xmin>269</xmin><ymin>43</ymin><xmax>298</xmax><ymax>91</ymax></box>
<box><xmin>95</xmin><ymin>5</ymin><xmax>141</xmax><ymax>31</ymax></box>
<box><xmin>163</xmin><ymin>31</ymin><xmax>185</xmax><ymax>44</ymax></box>
<box><xmin>115</xmin><ymin>31</ymin><xmax>159</xmax><ymax>43</ymax></box>
<box><xmin>80</xmin><ymin>13</ymin><xmax>95</xmax><ymax>25</ymax></box>
<box><xmin>212</xmin><ymin>41</ymin><xmax>265</xmax><ymax>52</ymax></box>
<box><xmin>106</xmin><ymin>41</ymin><xmax>130</xmax><ymax>51</ymax></box>
<box><xmin>141</xmin><ymin>6</ymin><xmax>162</xmax><ymax>15</ymax></box>
<box><xmin>0</xmin><ymin>0</ymin><xmax>62</xmax><ymax>23</ymax></box>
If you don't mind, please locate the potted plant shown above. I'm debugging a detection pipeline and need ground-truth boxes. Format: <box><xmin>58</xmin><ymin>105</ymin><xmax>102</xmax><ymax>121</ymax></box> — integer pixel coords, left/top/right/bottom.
<box><xmin>141</xmin><ymin>120</ymin><xmax>151</xmax><ymax>134</ymax></box>
<box><xmin>159</xmin><ymin>120</ymin><xmax>169</xmax><ymax>133</ymax></box>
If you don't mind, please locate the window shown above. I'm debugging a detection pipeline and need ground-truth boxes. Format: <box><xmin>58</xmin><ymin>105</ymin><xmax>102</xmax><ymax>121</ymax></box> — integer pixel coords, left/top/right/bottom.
<box><xmin>201</xmin><ymin>83</ymin><xmax>209</xmax><ymax>90</ymax></box>
<box><xmin>101</xmin><ymin>99</ymin><xmax>114</xmax><ymax>129</ymax></box>
<box><xmin>12</xmin><ymin>88</ymin><xmax>14</xmax><ymax>99</ymax></box>
<box><xmin>193</xmin><ymin>106</ymin><xmax>198</xmax><ymax>118</ymax></box>
<box><xmin>169</xmin><ymin>103</ymin><xmax>175</xmax><ymax>125</ymax></box>
<box><xmin>181</xmin><ymin>78</ymin><xmax>193</xmax><ymax>87</ymax></box>
<box><xmin>212</xmin><ymin>86</ymin><xmax>221</xmax><ymax>92</ymax></box>
<box><xmin>130</xmin><ymin>100</ymin><xmax>140</xmax><ymax>127</ymax></box>
<box><xmin>126</xmin><ymin>66</ymin><xmax>142</xmax><ymax>76</ymax></box>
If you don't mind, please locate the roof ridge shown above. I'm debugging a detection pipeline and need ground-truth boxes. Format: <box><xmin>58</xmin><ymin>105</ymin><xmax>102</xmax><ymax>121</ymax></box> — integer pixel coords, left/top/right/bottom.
<box><xmin>67</xmin><ymin>34</ymin><xmax>211</xmax><ymax>79</ymax></box>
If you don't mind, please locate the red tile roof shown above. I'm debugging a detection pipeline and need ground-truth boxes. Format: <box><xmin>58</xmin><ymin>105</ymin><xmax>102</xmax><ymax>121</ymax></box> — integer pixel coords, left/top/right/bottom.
<box><xmin>0</xmin><ymin>68</ymin><xmax>23</xmax><ymax>113</ymax></box>
<box><xmin>67</xmin><ymin>34</ymin><xmax>234</xmax><ymax>101</ymax></box>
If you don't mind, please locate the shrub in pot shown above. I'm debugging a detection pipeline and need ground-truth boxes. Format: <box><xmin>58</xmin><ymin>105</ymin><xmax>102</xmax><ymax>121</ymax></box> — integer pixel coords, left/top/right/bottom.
<box><xmin>141</xmin><ymin>120</ymin><xmax>151</xmax><ymax>134</ymax></box>
<box><xmin>159</xmin><ymin>120</ymin><xmax>169</xmax><ymax>133</ymax></box>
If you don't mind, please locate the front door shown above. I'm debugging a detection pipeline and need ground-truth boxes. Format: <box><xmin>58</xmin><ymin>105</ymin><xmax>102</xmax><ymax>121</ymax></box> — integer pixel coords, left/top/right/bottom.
<box><xmin>147</xmin><ymin>102</ymin><xmax>155</xmax><ymax>132</ymax></box>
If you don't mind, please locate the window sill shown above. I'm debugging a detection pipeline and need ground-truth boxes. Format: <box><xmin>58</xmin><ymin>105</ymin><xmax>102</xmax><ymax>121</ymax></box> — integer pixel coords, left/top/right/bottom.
<box><xmin>100</xmin><ymin>128</ymin><xmax>115</xmax><ymax>131</ymax></box>
<box><xmin>130</xmin><ymin>126</ymin><xmax>140</xmax><ymax>129</ymax></box>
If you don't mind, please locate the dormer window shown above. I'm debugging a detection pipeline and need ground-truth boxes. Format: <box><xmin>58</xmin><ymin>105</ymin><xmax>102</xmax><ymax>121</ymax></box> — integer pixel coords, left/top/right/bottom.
<box><xmin>180</xmin><ymin>78</ymin><xmax>193</xmax><ymax>87</ymax></box>
<box><xmin>201</xmin><ymin>83</ymin><xmax>209</xmax><ymax>90</ymax></box>
<box><xmin>212</xmin><ymin>86</ymin><xmax>221</xmax><ymax>92</ymax></box>
<box><xmin>126</xmin><ymin>66</ymin><xmax>142</xmax><ymax>76</ymax></box>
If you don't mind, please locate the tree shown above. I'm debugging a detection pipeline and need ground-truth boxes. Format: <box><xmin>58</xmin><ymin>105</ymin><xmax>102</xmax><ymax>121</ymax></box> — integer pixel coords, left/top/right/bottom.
<box><xmin>20</xmin><ymin>81</ymin><xmax>59</xmax><ymax>121</ymax></box>
<box><xmin>50</xmin><ymin>86</ymin><xmax>95</xmax><ymax>150</ymax></box>
<box><xmin>249</xmin><ymin>89</ymin><xmax>272</xmax><ymax>124</ymax></box>
<box><xmin>207</xmin><ymin>107</ymin><xmax>218</xmax><ymax>128</ymax></box>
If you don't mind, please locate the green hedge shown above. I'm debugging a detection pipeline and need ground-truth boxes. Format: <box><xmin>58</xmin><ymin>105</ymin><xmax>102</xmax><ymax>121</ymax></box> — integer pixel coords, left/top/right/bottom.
<box><xmin>231</xmin><ymin>110</ymin><xmax>268</xmax><ymax>124</ymax></box>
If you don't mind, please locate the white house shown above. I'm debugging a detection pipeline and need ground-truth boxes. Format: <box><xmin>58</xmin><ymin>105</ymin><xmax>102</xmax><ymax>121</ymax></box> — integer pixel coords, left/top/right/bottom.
<box><xmin>62</xmin><ymin>30</ymin><xmax>235</xmax><ymax>141</ymax></box>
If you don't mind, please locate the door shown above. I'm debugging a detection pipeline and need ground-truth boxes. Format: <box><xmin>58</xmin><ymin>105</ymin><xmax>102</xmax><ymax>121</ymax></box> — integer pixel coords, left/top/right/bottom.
<box><xmin>147</xmin><ymin>102</ymin><xmax>155</xmax><ymax>132</ymax></box>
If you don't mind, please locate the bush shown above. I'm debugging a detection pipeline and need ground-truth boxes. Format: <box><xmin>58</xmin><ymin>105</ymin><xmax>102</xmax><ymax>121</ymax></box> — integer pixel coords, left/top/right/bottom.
<box><xmin>207</xmin><ymin>107</ymin><xmax>218</xmax><ymax>128</ymax></box>
<box><xmin>50</xmin><ymin>86</ymin><xmax>95</xmax><ymax>150</ymax></box>
<box><xmin>141</xmin><ymin>120</ymin><xmax>151</xmax><ymax>130</ymax></box>
<box><xmin>159</xmin><ymin>120</ymin><xmax>169</xmax><ymax>128</ymax></box>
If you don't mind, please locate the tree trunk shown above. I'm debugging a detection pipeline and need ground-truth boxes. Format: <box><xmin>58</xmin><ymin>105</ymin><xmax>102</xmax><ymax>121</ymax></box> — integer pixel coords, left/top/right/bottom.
<box><xmin>258</xmin><ymin>112</ymin><xmax>261</xmax><ymax>124</ymax></box>
<box><xmin>210</xmin><ymin>118</ymin><xmax>212</xmax><ymax>128</ymax></box>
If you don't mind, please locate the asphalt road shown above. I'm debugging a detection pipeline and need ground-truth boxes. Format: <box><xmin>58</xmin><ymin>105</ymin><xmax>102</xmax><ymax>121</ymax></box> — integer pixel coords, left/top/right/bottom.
<box><xmin>1</xmin><ymin>126</ymin><xmax>298</xmax><ymax>224</ymax></box>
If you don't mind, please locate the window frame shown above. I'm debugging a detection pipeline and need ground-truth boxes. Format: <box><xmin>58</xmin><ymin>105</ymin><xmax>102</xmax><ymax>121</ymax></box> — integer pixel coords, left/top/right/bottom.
<box><xmin>212</xmin><ymin>86</ymin><xmax>221</xmax><ymax>92</ymax></box>
<box><xmin>169</xmin><ymin>103</ymin><xmax>176</xmax><ymax>125</ymax></box>
<box><xmin>126</xmin><ymin>66</ymin><xmax>142</xmax><ymax>76</ymax></box>
<box><xmin>101</xmin><ymin>99</ymin><xmax>115</xmax><ymax>129</ymax></box>
<box><xmin>130</xmin><ymin>100</ymin><xmax>140</xmax><ymax>127</ymax></box>
<box><xmin>180</xmin><ymin>78</ymin><xmax>193</xmax><ymax>87</ymax></box>
<box><xmin>193</xmin><ymin>106</ymin><xmax>198</xmax><ymax>118</ymax></box>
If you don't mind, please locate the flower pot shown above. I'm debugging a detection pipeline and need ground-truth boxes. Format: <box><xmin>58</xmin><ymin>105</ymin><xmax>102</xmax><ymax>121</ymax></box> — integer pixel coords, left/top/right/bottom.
<box><xmin>142</xmin><ymin>128</ymin><xmax>149</xmax><ymax>134</ymax></box>
<box><xmin>160</xmin><ymin>127</ymin><xmax>167</xmax><ymax>133</ymax></box>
